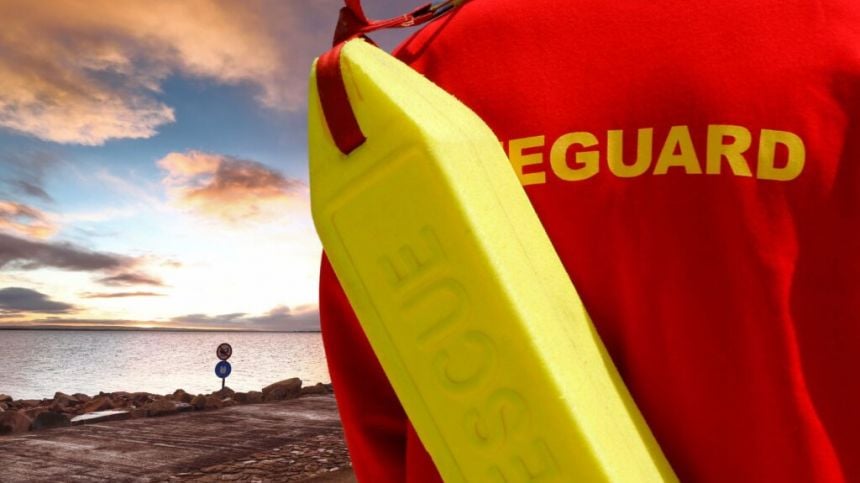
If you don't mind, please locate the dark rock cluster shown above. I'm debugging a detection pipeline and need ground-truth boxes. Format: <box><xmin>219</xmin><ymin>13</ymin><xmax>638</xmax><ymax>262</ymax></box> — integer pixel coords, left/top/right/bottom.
<box><xmin>0</xmin><ymin>379</ymin><xmax>334</xmax><ymax>436</ymax></box>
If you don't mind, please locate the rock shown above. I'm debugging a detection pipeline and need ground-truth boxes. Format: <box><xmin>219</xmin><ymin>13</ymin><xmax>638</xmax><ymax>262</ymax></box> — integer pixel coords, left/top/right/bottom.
<box><xmin>129</xmin><ymin>408</ymin><xmax>147</xmax><ymax>419</ymax></box>
<box><xmin>144</xmin><ymin>399</ymin><xmax>178</xmax><ymax>417</ymax></box>
<box><xmin>190</xmin><ymin>395</ymin><xmax>206</xmax><ymax>410</ymax></box>
<box><xmin>82</xmin><ymin>396</ymin><xmax>114</xmax><ymax>413</ymax></box>
<box><xmin>0</xmin><ymin>403</ymin><xmax>7</xmax><ymax>411</ymax></box>
<box><xmin>131</xmin><ymin>392</ymin><xmax>154</xmax><ymax>406</ymax></box>
<box><xmin>24</xmin><ymin>407</ymin><xmax>48</xmax><ymax>420</ymax></box>
<box><xmin>70</xmin><ymin>410</ymin><xmax>130</xmax><ymax>425</ymax></box>
<box><xmin>204</xmin><ymin>396</ymin><xmax>222</xmax><ymax>410</ymax></box>
<box><xmin>234</xmin><ymin>391</ymin><xmax>263</xmax><ymax>404</ymax></box>
<box><xmin>0</xmin><ymin>411</ymin><xmax>32</xmax><ymax>434</ymax></box>
<box><xmin>246</xmin><ymin>391</ymin><xmax>263</xmax><ymax>404</ymax></box>
<box><xmin>212</xmin><ymin>387</ymin><xmax>235</xmax><ymax>399</ymax></box>
<box><xmin>172</xmin><ymin>389</ymin><xmax>193</xmax><ymax>403</ymax></box>
<box><xmin>72</xmin><ymin>393</ymin><xmax>91</xmax><ymax>403</ymax></box>
<box><xmin>221</xmin><ymin>398</ymin><xmax>238</xmax><ymax>407</ymax></box>
<box><xmin>176</xmin><ymin>402</ymin><xmax>193</xmax><ymax>413</ymax></box>
<box><xmin>19</xmin><ymin>399</ymin><xmax>40</xmax><ymax>408</ymax></box>
<box><xmin>51</xmin><ymin>392</ymin><xmax>75</xmax><ymax>411</ymax></box>
<box><xmin>31</xmin><ymin>411</ymin><xmax>71</xmax><ymax>431</ymax></box>
<box><xmin>300</xmin><ymin>383</ymin><xmax>329</xmax><ymax>396</ymax></box>
<box><xmin>0</xmin><ymin>394</ymin><xmax>12</xmax><ymax>404</ymax></box>
<box><xmin>60</xmin><ymin>405</ymin><xmax>79</xmax><ymax>416</ymax></box>
<box><xmin>262</xmin><ymin>378</ymin><xmax>302</xmax><ymax>402</ymax></box>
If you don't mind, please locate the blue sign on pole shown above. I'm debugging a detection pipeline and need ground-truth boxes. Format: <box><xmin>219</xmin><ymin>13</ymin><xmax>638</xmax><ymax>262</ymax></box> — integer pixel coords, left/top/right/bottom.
<box><xmin>215</xmin><ymin>360</ymin><xmax>232</xmax><ymax>379</ymax></box>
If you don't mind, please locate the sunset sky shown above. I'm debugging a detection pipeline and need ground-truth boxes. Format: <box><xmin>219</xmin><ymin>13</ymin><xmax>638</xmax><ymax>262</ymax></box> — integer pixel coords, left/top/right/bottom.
<box><xmin>0</xmin><ymin>0</ymin><xmax>411</xmax><ymax>331</ymax></box>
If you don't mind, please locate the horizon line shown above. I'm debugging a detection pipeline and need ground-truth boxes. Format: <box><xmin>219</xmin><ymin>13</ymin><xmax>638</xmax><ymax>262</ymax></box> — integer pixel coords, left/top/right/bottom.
<box><xmin>0</xmin><ymin>326</ymin><xmax>320</xmax><ymax>333</ymax></box>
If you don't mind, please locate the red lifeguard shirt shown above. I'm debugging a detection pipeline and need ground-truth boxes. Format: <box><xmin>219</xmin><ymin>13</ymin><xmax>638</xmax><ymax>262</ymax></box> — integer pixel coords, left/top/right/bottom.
<box><xmin>319</xmin><ymin>0</ymin><xmax>860</xmax><ymax>481</ymax></box>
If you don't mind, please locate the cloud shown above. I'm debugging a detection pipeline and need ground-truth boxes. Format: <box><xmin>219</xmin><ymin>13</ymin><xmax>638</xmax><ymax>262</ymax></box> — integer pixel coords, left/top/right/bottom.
<box><xmin>11</xmin><ymin>181</ymin><xmax>52</xmax><ymax>202</ymax></box>
<box><xmin>0</xmin><ymin>0</ymin><xmax>339</xmax><ymax>145</ymax></box>
<box><xmin>0</xmin><ymin>304</ymin><xmax>320</xmax><ymax>332</ymax></box>
<box><xmin>0</xmin><ymin>201</ymin><xmax>58</xmax><ymax>239</ymax></box>
<box><xmin>159</xmin><ymin>151</ymin><xmax>306</xmax><ymax>222</ymax></box>
<box><xmin>244</xmin><ymin>305</ymin><xmax>320</xmax><ymax>331</ymax></box>
<box><xmin>0</xmin><ymin>287</ymin><xmax>76</xmax><ymax>315</ymax></box>
<box><xmin>0</xmin><ymin>152</ymin><xmax>59</xmax><ymax>202</ymax></box>
<box><xmin>0</xmin><ymin>317</ymin><xmax>151</xmax><ymax>328</ymax></box>
<box><xmin>82</xmin><ymin>291</ymin><xmax>165</xmax><ymax>298</ymax></box>
<box><xmin>92</xmin><ymin>170</ymin><xmax>165</xmax><ymax>211</ymax></box>
<box><xmin>0</xmin><ymin>232</ymin><xmax>164</xmax><ymax>287</ymax></box>
<box><xmin>170</xmin><ymin>304</ymin><xmax>320</xmax><ymax>331</ymax></box>
<box><xmin>160</xmin><ymin>259</ymin><xmax>183</xmax><ymax>269</ymax></box>
<box><xmin>0</xmin><ymin>305</ymin><xmax>320</xmax><ymax>331</ymax></box>
<box><xmin>0</xmin><ymin>232</ymin><xmax>129</xmax><ymax>271</ymax></box>
<box><xmin>97</xmin><ymin>272</ymin><xmax>164</xmax><ymax>287</ymax></box>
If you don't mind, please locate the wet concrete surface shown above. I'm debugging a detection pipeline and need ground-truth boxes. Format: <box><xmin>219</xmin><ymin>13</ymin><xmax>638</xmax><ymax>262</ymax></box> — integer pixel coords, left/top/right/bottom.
<box><xmin>0</xmin><ymin>395</ymin><xmax>355</xmax><ymax>482</ymax></box>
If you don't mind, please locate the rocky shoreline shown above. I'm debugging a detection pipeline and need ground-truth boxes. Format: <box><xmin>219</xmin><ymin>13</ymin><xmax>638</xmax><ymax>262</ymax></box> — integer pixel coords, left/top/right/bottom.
<box><xmin>0</xmin><ymin>378</ymin><xmax>334</xmax><ymax>435</ymax></box>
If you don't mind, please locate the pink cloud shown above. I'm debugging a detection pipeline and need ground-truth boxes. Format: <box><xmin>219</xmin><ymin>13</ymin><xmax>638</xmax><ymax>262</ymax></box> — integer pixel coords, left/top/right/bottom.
<box><xmin>97</xmin><ymin>272</ymin><xmax>165</xmax><ymax>287</ymax></box>
<box><xmin>158</xmin><ymin>151</ymin><xmax>306</xmax><ymax>223</ymax></box>
<box><xmin>0</xmin><ymin>201</ymin><xmax>58</xmax><ymax>239</ymax></box>
<box><xmin>0</xmin><ymin>0</ymin><xmax>339</xmax><ymax>145</ymax></box>
<box><xmin>82</xmin><ymin>291</ymin><xmax>165</xmax><ymax>299</ymax></box>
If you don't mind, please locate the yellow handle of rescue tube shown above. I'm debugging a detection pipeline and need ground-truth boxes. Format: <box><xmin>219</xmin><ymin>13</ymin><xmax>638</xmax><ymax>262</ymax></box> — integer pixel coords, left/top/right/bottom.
<box><xmin>309</xmin><ymin>39</ymin><xmax>677</xmax><ymax>483</ymax></box>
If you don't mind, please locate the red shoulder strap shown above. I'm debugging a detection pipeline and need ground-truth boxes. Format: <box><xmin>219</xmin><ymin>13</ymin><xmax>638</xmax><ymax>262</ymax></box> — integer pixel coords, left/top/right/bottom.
<box><xmin>333</xmin><ymin>0</ymin><xmax>447</xmax><ymax>45</ymax></box>
<box><xmin>317</xmin><ymin>0</ymin><xmax>465</xmax><ymax>155</ymax></box>
<box><xmin>316</xmin><ymin>42</ymin><xmax>366</xmax><ymax>155</ymax></box>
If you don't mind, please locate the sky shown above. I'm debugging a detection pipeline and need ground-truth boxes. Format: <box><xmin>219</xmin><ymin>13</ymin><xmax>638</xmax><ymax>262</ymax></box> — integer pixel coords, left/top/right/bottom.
<box><xmin>0</xmin><ymin>0</ymin><xmax>413</xmax><ymax>331</ymax></box>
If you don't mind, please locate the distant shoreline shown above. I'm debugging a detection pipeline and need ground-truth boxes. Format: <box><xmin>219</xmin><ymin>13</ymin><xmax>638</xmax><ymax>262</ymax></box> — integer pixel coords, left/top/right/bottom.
<box><xmin>0</xmin><ymin>326</ymin><xmax>320</xmax><ymax>333</ymax></box>
<box><xmin>1</xmin><ymin>331</ymin><xmax>331</xmax><ymax>401</ymax></box>
<box><xmin>0</xmin><ymin>378</ymin><xmax>333</xmax><ymax>436</ymax></box>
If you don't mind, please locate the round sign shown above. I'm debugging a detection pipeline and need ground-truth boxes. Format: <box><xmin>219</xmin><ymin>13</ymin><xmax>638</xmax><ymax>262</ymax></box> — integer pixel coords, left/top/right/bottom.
<box><xmin>215</xmin><ymin>360</ymin><xmax>232</xmax><ymax>379</ymax></box>
<box><xmin>216</xmin><ymin>342</ymin><xmax>232</xmax><ymax>361</ymax></box>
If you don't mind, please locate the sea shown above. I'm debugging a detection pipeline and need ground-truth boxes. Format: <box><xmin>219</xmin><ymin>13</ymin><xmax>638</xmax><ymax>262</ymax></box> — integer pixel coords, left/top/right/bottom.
<box><xmin>0</xmin><ymin>330</ymin><xmax>331</xmax><ymax>401</ymax></box>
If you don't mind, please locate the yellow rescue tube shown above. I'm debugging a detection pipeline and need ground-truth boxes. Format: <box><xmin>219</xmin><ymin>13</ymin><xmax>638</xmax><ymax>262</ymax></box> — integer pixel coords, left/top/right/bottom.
<box><xmin>309</xmin><ymin>39</ymin><xmax>677</xmax><ymax>482</ymax></box>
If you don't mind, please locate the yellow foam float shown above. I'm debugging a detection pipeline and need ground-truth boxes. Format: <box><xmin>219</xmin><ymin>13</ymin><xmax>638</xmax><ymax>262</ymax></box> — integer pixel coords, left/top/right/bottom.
<box><xmin>309</xmin><ymin>39</ymin><xmax>676</xmax><ymax>483</ymax></box>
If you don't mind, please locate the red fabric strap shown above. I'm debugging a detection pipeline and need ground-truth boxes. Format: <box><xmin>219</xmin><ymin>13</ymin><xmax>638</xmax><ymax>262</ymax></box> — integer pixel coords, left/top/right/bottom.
<box><xmin>316</xmin><ymin>42</ymin><xmax>366</xmax><ymax>155</ymax></box>
<box><xmin>334</xmin><ymin>0</ymin><xmax>438</xmax><ymax>45</ymax></box>
<box><xmin>320</xmin><ymin>0</ymin><xmax>451</xmax><ymax>155</ymax></box>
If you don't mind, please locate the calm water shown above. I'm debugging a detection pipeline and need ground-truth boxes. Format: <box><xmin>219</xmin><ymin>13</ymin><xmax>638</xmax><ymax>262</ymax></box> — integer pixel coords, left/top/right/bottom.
<box><xmin>0</xmin><ymin>330</ymin><xmax>330</xmax><ymax>400</ymax></box>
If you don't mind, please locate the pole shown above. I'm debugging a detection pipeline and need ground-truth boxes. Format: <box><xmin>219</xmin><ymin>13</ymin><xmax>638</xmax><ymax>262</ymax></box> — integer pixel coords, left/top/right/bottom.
<box><xmin>222</xmin><ymin>378</ymin><xmax>225</xmax><ymax>390</ymax></box>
